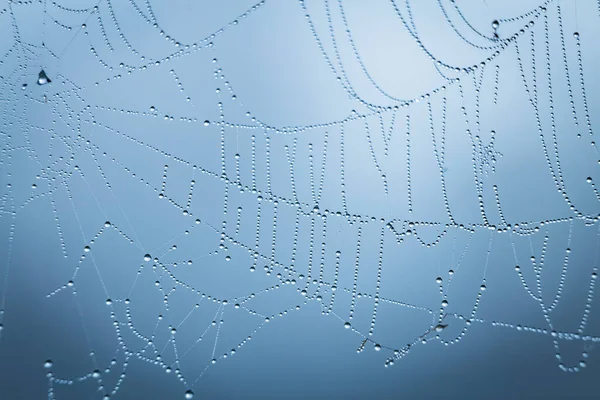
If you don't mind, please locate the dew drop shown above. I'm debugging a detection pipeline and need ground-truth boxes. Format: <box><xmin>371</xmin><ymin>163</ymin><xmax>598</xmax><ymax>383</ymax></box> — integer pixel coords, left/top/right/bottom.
<box><xmin>144</xmin><ymin>254</ymin><xmax>152</xmax><ymax>262</ymax></box>
<box><xmin>44</xmin><ymin>360</ymin><xmax>53</xmax><ymax>368</ymax></box>
<box><xmin>203</xmin><ymin>120</ymin><xmax>210</xmax><ymax>126</ymax></box>
<box><xmin>492</xmin><ymin>20</ymin><xmax>499</xmax><ymax>29</ymax></box>
<box><xmin>37</xmin><ymin>69</ymin><xmax>51</xmax><ymax>85</ymax></box>
<box><xmin>184</xmin><ymin>390</ymin><xmax>194</xmax><ymax>399</ymax></box>
<box><xmin>344</xmin><ymin>322</ymin><xmax>351</xmax><ymax>329</ymax></box>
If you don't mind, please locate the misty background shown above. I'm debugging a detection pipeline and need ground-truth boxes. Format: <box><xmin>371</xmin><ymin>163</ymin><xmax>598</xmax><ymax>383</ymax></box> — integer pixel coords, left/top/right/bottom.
<box><xmin>0</xmin><ymin>0</ymin><xmax>599</xmax><ymax>399</ymax></box>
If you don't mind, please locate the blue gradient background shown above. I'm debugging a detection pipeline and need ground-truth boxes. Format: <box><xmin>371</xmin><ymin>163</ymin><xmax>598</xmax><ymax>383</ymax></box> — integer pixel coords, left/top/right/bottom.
<box><xmin>0</xmin><ymin>0</ymin><xmax>599</xmax><ymax>399</ymax></box>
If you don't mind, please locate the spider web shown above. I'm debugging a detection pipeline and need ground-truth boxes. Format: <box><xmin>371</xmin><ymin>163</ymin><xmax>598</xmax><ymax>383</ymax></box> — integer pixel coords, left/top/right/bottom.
<box><xmin>0</xmin><ymin>0</ymin><xmax>599</xmax><ymax>398</ymax></box>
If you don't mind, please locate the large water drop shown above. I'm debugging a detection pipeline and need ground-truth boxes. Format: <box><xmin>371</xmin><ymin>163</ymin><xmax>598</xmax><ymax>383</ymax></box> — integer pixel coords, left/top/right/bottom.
<box><xmin>37</xmin><ymin>69</ymin><xmax>51</xmax><ymax>85</ymax></box>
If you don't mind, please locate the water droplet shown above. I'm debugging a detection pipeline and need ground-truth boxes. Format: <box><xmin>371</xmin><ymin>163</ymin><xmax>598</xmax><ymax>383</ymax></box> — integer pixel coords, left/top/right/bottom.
<box><xmin>441</xmin><ymin>300</ymin><xmax>449</xmax><ymax>307</ymax></box>
<box><xmin>374</xmin><ymin>344</ymin><xmax>382</xmax><ymax>351</ymax></box>
<box><xmin>436</xmin><ymin>277</ymin><xmax>442</xmax><ymax>284</ymax></box>
<box><xmin>203</xmin><ymin>120</ymin><xmax>210</xmax><ymax>126</ymax></box>
<box><xmin>104</xmin><ymin>221</ymin><xmax>111</xmax><ymax>227</ymax></box>
<box><xmin>344</xmin><ymin>322</ymin><xmax>351</xmax><ymax>329</ymax></box>
<box><xmin>144</xmin><ymin>254</ymin><xmax>152</xmax><ymax>262</ymax></box>
<box><xmin>106</xmin><ymin>299</ymin><xmax>112</xmax><ymax>305</ymax></box>
<box><xmin>84</xmin><ymin>246</ymin><xmax>91</xmax><ymax>252</ymax></box>
<box><xmin>492</xmin><ymin>20</ymin><xmax>499</xmax><ymax>29</ymax></box>
<box><xmin>44</xmin><ymin>360</ymin><xmax>53</xmax><ymax>368</ymax></box>
<box><xmin>587</xmin><ymin>177</ymin><xmax>593</xmax><ymax>183</ymax></box>
<box><xmin>185</xmin><ymin>390</ymin><xmax>194</xmax><ymax>399</ymax></box>
<box><xmin>480</xmin><ymin>284</ymin><xmax>487</xmax><ymax>291</ymax></box>
<box><xmin>37</xmin><ymin>69</ymin><xmax>51</xmax><ymax>85</ymax></box>
<box><xmin>574</xmin><ymin>32</ymin><xmax>580</xmax><ymax>38</ymax></box>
